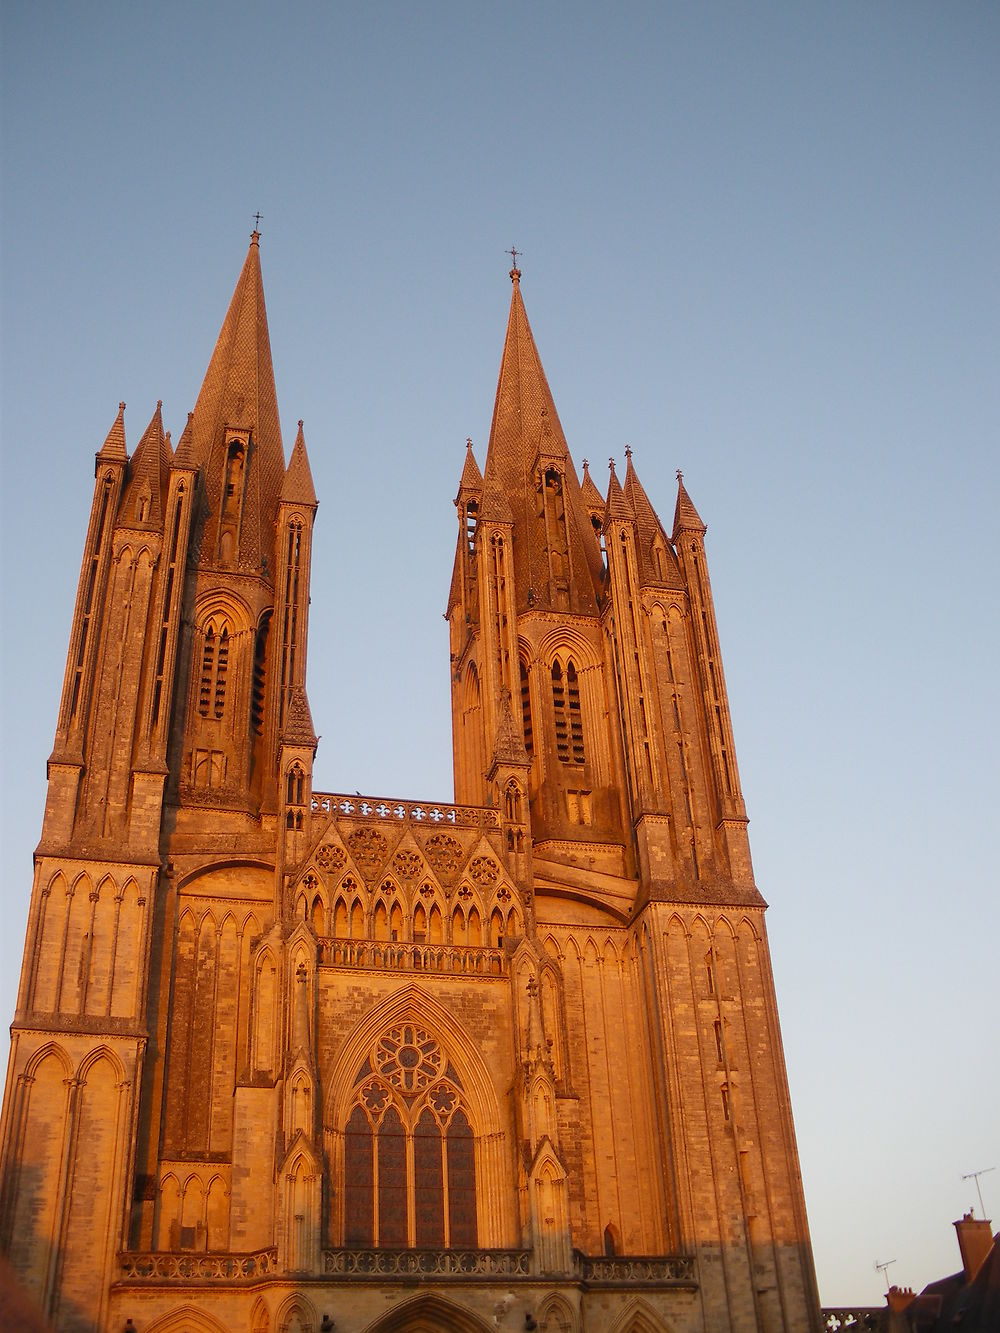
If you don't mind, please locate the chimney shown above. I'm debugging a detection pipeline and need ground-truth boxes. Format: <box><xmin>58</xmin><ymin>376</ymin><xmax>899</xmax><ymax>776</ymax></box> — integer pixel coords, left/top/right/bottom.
<box><xmin>954</xmin><ymin>1211</ymin><xmax>994</xmax><ymax>1280</ymax></box>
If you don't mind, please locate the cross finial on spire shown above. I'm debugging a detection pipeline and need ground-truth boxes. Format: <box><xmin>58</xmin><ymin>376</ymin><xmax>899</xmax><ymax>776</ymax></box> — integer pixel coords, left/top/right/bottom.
<box><xmin>676</xmin><ymin>469</ymin><xmax>683</xmax><ymax>483</ymax></box>
<box><xmin>253</xmin><ymin>211</ymin><xmax>263</xmax><ymax>233</ymax></box>
<box><xmin>609</xmin><ymin>456</ymin><xmax>616</xmax><ymax>473</ymax></box>
<box><xmin>508</xmin><ymin>246</ymin><xmax>521</xmax><ymax>282</ymax></box>
<box><xmin>624</xmin><ymin>444</ymin><xmax>633</xmax><ymax>459</ymax></box>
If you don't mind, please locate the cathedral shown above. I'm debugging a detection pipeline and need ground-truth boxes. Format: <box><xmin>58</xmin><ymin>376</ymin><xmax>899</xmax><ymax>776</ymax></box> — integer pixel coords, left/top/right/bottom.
<box><xmin>0</xmin><ymin>234</ymin><xmax>821</xmax><ymax>1333</ymax></box>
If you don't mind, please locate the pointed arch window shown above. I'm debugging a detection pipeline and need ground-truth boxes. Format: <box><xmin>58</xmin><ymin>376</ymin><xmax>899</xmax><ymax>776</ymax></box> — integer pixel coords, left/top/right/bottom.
<box><xmin>198</xmin><ymin>616</ymin><xmax>231</xmax><ymax>719</ymax></box>
<box><xmin>551</xmin><ymin>658</ymin><xmax>585</xmax><ymax>764</ymax></box>
<box><xmin>343</xmin><ymin>1025</ymin><xmax>477</xmax><ymax>1249</ymax></box>
<box><xmin>519</xmin><ymin>659</ymin><xmax>534</xmax><ymax>758</ymax></box>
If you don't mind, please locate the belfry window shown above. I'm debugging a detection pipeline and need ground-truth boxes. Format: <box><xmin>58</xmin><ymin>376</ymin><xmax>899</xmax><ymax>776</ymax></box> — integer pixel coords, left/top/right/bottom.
<box><xmin>343</xmin><ymin>1025</ymin><xmax>477</xmax><ymax>1249</ymax></box>
<box><xmin>552</xmin><ymin>659</ymin><xmax>585</xmax><ymax>764</ymax></box>
<box><xmin>519</xmin><ymin>660</ymin><xmax>533</xmax><ymax>758</ymax></box>
<box><xmin>198</xmin><ymin>620</ymin><xmax>231</xmax><ymax>718</ymax></box>
<box><xmin>198</xmin><ymin>618</ymin><xmax>231</xmax><ymax>719</ymax></box>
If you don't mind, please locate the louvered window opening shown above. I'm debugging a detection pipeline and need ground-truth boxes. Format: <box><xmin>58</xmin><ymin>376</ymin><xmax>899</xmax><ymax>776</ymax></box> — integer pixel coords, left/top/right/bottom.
<box><xmin>552</xmin><ymin>660</ymin><xmax>585</xmax><ymax>764</ymax></box>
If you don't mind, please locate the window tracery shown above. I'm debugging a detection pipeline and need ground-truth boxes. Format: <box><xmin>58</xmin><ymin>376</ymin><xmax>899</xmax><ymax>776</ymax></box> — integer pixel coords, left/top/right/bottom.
<box><xmin>343</xmin><ymin>1026</ymin><xmax>476</xmax><ymax>1249</ymax></box>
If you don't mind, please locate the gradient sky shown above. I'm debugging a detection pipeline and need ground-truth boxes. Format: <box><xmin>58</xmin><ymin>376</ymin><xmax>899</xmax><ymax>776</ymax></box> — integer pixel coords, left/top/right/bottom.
<box><xmin>1</xmin><ymin>2</ymin><xmax>997</xmax><ymax>1308</ymax></box>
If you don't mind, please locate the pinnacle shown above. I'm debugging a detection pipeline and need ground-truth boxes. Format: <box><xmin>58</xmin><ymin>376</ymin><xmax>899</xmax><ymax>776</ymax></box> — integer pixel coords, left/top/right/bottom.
<box><xmin>491</xmin><ymin>686</ymin><xmax>529</xmax><ymax>767</ymax></box>
<box><xmin>281</xmin><ymin>420</ymin><xmax>317</xmax><ymax>506</ymax></box>
<box><xmin>672</xmin><ymin>472</ymin><xmax>707</xmax><ymax>538</ymax></box>
<box><xmin>97</xmin><ymin>401</ymin><xmax>128</xmax><ymax>463</ymax></box>
<box><xmin>282</xmin><ymin>684</ymin><xmax>318</xmax><ymax>749</ymax></box>
<box><xmin>604</xmin><ymin>458</ymin><xmax>633</xmax><ymax>525</ymax></box>
<box><xmin>580</xmin><ymin>459</ymin><xmax>605</xmax><ymax>512</ymax></box>
<box><xmin>456</xmin><ymin>438</ymin><xmax>483</xmax><ymax>498</ymax></box>
<box><xmin>173</xmin><ymin>412</ymin><xmax>197</xmax><ymax>470</ymax></box>
<box><xmin>121</xmin><ymin>401</ymin><xmax>170</xmax><ymax>527</ymax></box>
<box><xmin>622</xmin><ymin>448</ymin><xmax>684</xmax><ymax>587</ymax></box>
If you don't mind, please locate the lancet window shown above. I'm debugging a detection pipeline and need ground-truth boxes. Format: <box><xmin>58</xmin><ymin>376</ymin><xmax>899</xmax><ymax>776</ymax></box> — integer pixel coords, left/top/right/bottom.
<box><xmin>198</xmin><ymin>617</ymin><xmax>231</xmax><ymax>719</ymax></box>
<box><xmin>519</xmin><ymin>660</ymin><xmax>534</xmax><ymax>758</ymax></box>
<box><xmin>551</xmin><ymin>659</ymin><xmax>585</xmax><ymax>764</ymax></box>
<box><xmin>343</xmin><ymin>1025</ymin><xmax>476</xmax><ymax>1249</ymax></box>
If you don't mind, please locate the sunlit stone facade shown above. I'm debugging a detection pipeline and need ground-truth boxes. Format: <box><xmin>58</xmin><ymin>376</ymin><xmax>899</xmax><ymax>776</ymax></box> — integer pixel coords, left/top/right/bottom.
<box><xmin>0</xmin><ymin>237</ymin><xmax>821</xmax><ymax>1332</ymax></box>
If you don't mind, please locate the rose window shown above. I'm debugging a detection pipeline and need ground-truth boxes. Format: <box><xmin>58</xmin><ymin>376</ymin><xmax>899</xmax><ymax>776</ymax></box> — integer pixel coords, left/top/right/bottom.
<box><xmin>374</xmin><ymin>1025</ymin><xmax>442</xmax><ymax>1097</ymax></box>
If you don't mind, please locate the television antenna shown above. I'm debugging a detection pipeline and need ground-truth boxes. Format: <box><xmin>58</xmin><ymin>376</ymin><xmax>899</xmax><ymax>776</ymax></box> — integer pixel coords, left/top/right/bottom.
<box><xmin>961</xmin><ymin>1166</ymin><xmax>995</xmax><ymax>1219</ymax></box>
<box><xmin>874</xmin><ymin>1258</ymin><xmax>896</xmax><ymax>1291</ymax></box>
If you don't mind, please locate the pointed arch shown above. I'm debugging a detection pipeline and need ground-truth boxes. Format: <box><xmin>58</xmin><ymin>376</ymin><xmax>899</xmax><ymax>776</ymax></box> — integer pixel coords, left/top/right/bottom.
<box><xmin>24</xmin><ymin>1040</ymin><xmax>73</xmax><ymax>1081</ymax></box>
<box><xmin>32</xmin><ymin>870</ymin><xmax>67</xmax><ymax>1011</ymax></box>
<box><xmin>333</xmin><ymin>898</ymin><xmax>349</xmax><ymax>938</ymax></box>
<box><xmin>156</xmin><ymin>1172</ymin><xmax>181</xmax><ymax>1250</ymax></box>
<box><xmin>325</xmin><ymin>984</ymin><xmax>503</xmax><ymax>1136</ymax></box>
<box><xmin>361</xmin><ymin>1292</ymin><xmax>494</xmax><ymax>1333</ymax></box>
<box><xmin>538</xmin><ymin>1292</ymin><xmax>577</xmax><ymax>1332</ymax></box>
<box><xmin>143</xmin><ymin>1309</ymin><xmax>231</xmax><ymax>1333</ymax></box>
<box><xmin>275</xmin><ymin>1292</ymin><xmax>316</xmax><ymax>1333</ymax></box>
<box><xmin>606</xmin><ymin>1296</ymin><xmax>671</xmax><ymax>1333</ymax></box>
<box><xmin>76</xmin><ymin>1042</ymin><xmax>126</xmax><ymax>1084</ymax></box>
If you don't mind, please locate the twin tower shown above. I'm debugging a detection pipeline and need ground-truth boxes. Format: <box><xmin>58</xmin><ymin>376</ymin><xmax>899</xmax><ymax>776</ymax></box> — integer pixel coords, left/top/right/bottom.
<box><xmin>0</xmin><ymin>237</ymin><xmax>820</xmax><ymax>1332</ymax></box>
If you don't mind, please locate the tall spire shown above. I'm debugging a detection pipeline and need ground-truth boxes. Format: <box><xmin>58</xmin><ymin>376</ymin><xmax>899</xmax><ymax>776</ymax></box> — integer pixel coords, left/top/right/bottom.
<box><xmin>482</xmin><ymin>272</ymin><xmax>603</xmax><ymax>613</ymax></box>
<box><xmin>188</xmin><ymin>231</ymin><xmax>285</xmax><ymax>573</ymax></box>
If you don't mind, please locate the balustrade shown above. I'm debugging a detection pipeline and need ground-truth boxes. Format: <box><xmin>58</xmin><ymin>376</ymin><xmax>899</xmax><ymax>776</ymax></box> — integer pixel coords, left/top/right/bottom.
<box><xmin>319</xmin><ymin>939</ymin><xmax>506</xmax><ymax>976</ymax></box>
<box><xmin>311</xmin><ymin>792</ymin><xmax>500</xmax><ymax>830</ymax></box>
<box><xmin>573</xmin><ymin>1252</ymin><xmax>696</xmax><ymax>1285</ymax></box>
<box><xmin>118</xmin><ymin>1249</ymin><xmax>277</xmax><ymax>1281</ymax></box>
<box><xmin>821</xmin><ymin>1312</ymin><xmax>886</xmax><ymax>1332</ymax></box>
<box><xmin>323</xmin><ymin>1248</ymin><xmax>531</xmax><ymax>1278</ymax></box>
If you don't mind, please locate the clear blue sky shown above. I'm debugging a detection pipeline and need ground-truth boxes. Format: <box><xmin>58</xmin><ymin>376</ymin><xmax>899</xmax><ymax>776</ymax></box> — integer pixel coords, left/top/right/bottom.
<box><xmin>2</xmin><ymin>2</ymin><xmax>997</xmax><ymax>1307</ymax></box>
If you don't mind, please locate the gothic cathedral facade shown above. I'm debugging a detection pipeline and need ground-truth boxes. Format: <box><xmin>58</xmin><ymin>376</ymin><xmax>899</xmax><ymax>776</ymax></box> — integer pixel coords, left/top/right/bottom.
<box><xmin>0</xmin><ymin>236</ymin><xmax>821</xmax><ymax>1333</ymax></box>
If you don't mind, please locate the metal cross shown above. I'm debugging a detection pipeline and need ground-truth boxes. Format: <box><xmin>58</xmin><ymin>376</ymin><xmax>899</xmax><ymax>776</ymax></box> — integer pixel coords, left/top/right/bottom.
<box><xmin>253</xmin><ymin>211</ymin><xmax>263</xmax><ymax>232</ymax></box>
<box><xmin>508</xmin><ymin>246</ymin><xmax>521</xmax><ymax>269</ymax></box>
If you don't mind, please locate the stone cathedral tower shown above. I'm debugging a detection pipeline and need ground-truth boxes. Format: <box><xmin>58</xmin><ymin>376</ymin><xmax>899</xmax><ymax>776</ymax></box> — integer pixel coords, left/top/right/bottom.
<box><xmin>0</xmin><ymin>239</ymin><xmax>820</xmax><ymax>1333</ymax></box>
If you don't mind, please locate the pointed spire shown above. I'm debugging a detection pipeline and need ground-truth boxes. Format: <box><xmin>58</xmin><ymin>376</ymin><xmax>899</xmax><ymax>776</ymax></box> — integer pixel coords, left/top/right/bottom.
<box><xmin>173</xmin><ymin>412</ymin><xmax>197</xmax><ymax>470</ymax></box>
<box><xmin>188</xmin><ymin>232</ymin><xmax>285</xmax><ymax>571</ymax></box>
<box><xmin>282</xmin><ymin>683</ymin><xmax>318</xmax><ymax>749</ymax></box>
<box><xmin>97</xmin><ymin>402</ymin><xmax>128</xmax><ymax>463</ymax></box>
<box><xmin>580</xmin><ymin>459</ymin><xmax>604</xmax><ymax>512</ymax></box>
<box><xmin>482</xmin><ymin>274</ymin><xmax>603</xmax><ymax>613</ymax></box>
<box><xmin>456</xmin><ymin>438</ymin><xmax>483</xmax><ymax>498</ymax></box>
<box><xmin>281</xmin><ymin>421</ymin><xmax>317</xmax><ymax>507</ymax></box>
<box><xmin>604</xmin><ymin>457</ymin><xmax>634</xmax><ymax>526</ymax></box>
<box><xmin>623</xmin><ymin>448</ymin><xmax>684</xmax><ymax>588</ymax></box>
<box><xmin>672</xmin><ymin>471</ymin><xmax>707</xmax><ymax>539</ymax></box>
<box><xmin>121</xmin><ymin>401</ymin><xmax>170</xmax><ymax>528</ymax></box>
<box><xmin>491</xmin><ymin>686</ymin><xmax>529</xmax><ymax>767</ymax></box>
